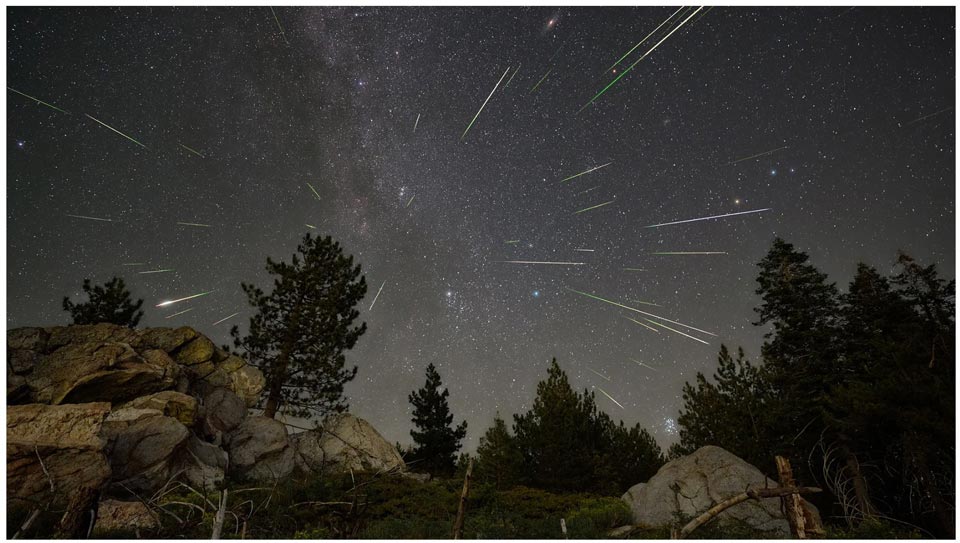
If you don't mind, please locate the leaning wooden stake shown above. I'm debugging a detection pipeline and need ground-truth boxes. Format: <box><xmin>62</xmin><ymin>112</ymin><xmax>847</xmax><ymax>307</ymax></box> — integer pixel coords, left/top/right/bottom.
<box><xmin>676</xmin><ymin>486</ymin><xmax>822</xmax><ymax>539</ymax></box>
<box><xmin>452</xmin><ymin>458</ymin><xmax>474</xmax><ymax>539</ymax></box>
<box><xmin>776</xmin><ymin>455</ymin><xmax>807</xmax><ymax>538</ymax></box>
<box><xmin>211</xmin><ymin>489</ymin><xmax>228</xmax><ymax>540</ymax></box>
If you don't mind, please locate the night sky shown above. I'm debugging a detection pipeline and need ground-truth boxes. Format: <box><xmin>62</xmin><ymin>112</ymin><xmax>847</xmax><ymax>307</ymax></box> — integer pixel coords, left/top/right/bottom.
<box><xmin>6</xmin><ymin>6</ymin><xmax>955</xmax><ymax>451</ymax></box>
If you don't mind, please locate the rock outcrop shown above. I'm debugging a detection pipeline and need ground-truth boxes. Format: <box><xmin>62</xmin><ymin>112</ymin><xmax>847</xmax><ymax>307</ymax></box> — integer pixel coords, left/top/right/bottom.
<box><xmin>621</xmin><ymin>445</ymin><xmax>820</xmax><ymax>536</ymax></box>
<box><xmin>292</xmin><ymin>413</ymin><xmax>405</xmax><ymax>475</ymax></box>
<box><xmin>94</xmin><ymin>500</ymin><xmax>159</xmax><ymax>535</ymax></box>
<box><xmin>224</xmin><ymin>416</ymin><xmax>295</xmax><ymax>483</ymax></box>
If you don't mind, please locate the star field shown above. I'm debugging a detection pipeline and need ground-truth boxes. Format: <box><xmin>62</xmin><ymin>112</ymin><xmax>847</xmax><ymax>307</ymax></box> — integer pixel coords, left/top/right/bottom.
<box><xmin>6</xmin><ymin>6</ymin><xmax>955</xmax><ymax>450</ymax></box>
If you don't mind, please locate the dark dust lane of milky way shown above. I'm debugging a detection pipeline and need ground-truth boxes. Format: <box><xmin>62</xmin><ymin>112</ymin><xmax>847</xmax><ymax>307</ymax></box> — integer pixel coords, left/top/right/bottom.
<box><xmin>6</xmin><ymin>6</ymin><xmax>954</xmax><ymax>449</ymax></box>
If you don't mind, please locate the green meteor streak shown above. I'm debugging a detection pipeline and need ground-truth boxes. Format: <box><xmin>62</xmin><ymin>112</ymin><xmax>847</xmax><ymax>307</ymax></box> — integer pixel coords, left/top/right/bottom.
<box><xmin>178</xmin><ymin>143</ymin><xmax>205</xmax><ymax>158</ymax></box>
<box><xmin>270</xmin><ymin>6</ymin><xmax>289</xmax><ymax>45</ymax></box>
<box><xmin>651</xmin><ymin>251</ymin><xmax>727</xmax><ymax>255</ymax></box>
<box><xmin>625</xmin><ymin>316</ymin><xmax>660</xmax><ymax>333</ymax></box>
<box><xmin>605</xmin><ymin>6</ymin><xmax>686</xmax><ymax>74</ymax></box>
<box><xmin>574</xmin><ymin>200</ymin><xmax>615</xmax><ymax>215</ymax></box>
<box><xmin>461</xmin><ymin>67</ymin><xmax>511</xmax><ymax>141</ymax></box>
<box><xmin>579</xmin><ymin>6</ymin><xmax>703</xmax><ymax>112</ymax></box>
<box><xmin>306</xmin><ymin>183</ymin><xmax>322</xmax><ymax>201</ymax></box>
<box><xmin>503</xmin><ymin>63</ymin><xmax>521</xmax><ymax>89</ymax></box>
<box><xmin>565</xmin><ymin>287</ymin><xmax>716</xmax><ymax>337</ymax></box>
<box><xmin>505</xmin><ymin>240</ymin><xmax>520</xmax><ymax>244</ymax></box>
<box><xmin>164</xmin><ymin>307</ymin><xmax>194</xmax><ymax>319</ymax></box>
<box><xmin>529</xmin><ymin>68</ymin><xmax>552</xmax><ymax>93</ymax></box>
<box><xmin>623</xmin><ymin>267</ymin><xmax>647</xmax><ymax>272</ymax></box>
<box><xmin>8</xmin><ymin>87</ymin><xmax>69</xmax><ymax>114</ymax></box>
<box><xmin>85</xmin><ymin>114</ymin><xmax>147</xmax><ymax>148</ymax></box>
<box><xmin>641</xmin><ymin>318</ymin><xmax>710</xmax><ymax>345</ymax></box>
<box><xmin>560</xmin><ymin>161</ymin><xmax>612</xmax><ymax>183</ymax></box>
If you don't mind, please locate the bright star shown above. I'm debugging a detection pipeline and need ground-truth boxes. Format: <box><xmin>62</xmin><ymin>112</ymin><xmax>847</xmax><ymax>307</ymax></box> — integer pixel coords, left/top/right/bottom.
<box><xmin>533</xmin><ymin>290</ymin><xmax>540</xmax><ymax>298</ymax></box>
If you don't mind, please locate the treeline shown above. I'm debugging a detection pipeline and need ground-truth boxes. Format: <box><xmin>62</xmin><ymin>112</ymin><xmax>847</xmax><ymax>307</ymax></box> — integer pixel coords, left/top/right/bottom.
<box><xmin>401</xmin><ymin>360</ymin><xmax>664</xmax><ymax>496</ymax></box>
<box><xmin>672</xmin><ymin>239</ymin><xmax>955</xmax><ymax>538</ymax></box>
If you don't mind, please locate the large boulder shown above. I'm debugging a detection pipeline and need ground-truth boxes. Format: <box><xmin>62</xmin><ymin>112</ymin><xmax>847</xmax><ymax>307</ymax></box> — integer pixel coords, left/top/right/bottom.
<box><xmin>199</xmin><ymin>386</ymin><xmax>247</xmax><ymax>438</ymax></box>
<box><xmin>7</xmin><ymin>403</ymin><xmax>112</xmax><ymax>504</ymax></box>
<box><xmin>179</xmin><ymin>435</ymin><xmax>229</xmax><ymax>490</ymax></box>
<box><xmin>621</xmin><ymin>446</ymin><xmax>819</xmax><ymax>536</ymax></box>
<box><xmin>200</xmin><ymin>353</ymin><xmax>265</xmax><ymax>407</ymax></box>
<box><xmin>224</xmin><ymin>416</ymin><xmax>294</xmax><ymax>483</ymax></box>
<box><xmin>119</xmin><ymin>391</ymin><xmax>198</xmax><ymax>426</ymax></box>
<box><xmin>292</xmin><ymin>413</ymin><xmax>405</xmax><ymax>475</ymax></box>
<box><xmin>101</xmin><ymin>408</ymin><xmax>190</xmax><ymax>493</ymax></box>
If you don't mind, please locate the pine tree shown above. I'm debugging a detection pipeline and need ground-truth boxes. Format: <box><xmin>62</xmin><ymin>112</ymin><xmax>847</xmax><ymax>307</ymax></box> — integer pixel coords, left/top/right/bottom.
<box><xmin>603</xmin><ymin>420</ymin><xmax>664</xmax><ymax>493</ymax></box>
<box><xmin>475</xmin><ymin>414</ymin><xmax>521</xmax><ymax>489</ymax></box>
<box><xmin>408</xmin><ymin>363</ymin><xmax>468</xmax><ymax>476</ymax></box>
<box><xmin>62</xmin><ymin>277</ymin><xmax>144</xmax><ymax>328</ymax></box>
<box><xmin>231</xmin><ymin>233</ymin><xmax>367</xmax><ymax>419</ymax></box>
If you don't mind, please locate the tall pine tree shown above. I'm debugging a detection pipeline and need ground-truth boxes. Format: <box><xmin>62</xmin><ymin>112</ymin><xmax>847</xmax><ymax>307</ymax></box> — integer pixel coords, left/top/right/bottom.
<box><xmin>408</xmin><ymin>363</ymin><xmax>468</xmax><ymax>476</ymax></box>
<box><xmin>475</xmin><ymin>414</ymin><xmax>521</xmax><ymax>490</ymax></box>
<box><xmin>231</xmin><ymin>233</ymin><xmax>367</xmax><ymax>419</ymax></box>
<box><xmin>63</xmin><ymin>277</ymin><xmax>144</xmax><ymax>328</ymax></box>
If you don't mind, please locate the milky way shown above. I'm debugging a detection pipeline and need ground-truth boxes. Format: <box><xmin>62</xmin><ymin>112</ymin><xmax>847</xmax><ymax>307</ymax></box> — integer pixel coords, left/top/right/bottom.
<box><xmin>7</xmin><ymin>6</ymin><xmax>955</xmax><ymax>450</ymax></box>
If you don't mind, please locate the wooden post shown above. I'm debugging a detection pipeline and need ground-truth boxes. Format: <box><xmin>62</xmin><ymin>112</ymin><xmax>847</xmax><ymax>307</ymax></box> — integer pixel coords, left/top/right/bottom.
<box><xmin>776</xmin><ymin>456</ymin><xmax>807</xmax><ymax>539</ymax></box>
<box><xmin>560</xmin><ymin>518</ymin><xmax>568</xmax><ymax>538</ymax></box>
<box><xmin>452</xmin><ymin>458</ymin><xmax>474</xmax><ymax>539</ymax></box>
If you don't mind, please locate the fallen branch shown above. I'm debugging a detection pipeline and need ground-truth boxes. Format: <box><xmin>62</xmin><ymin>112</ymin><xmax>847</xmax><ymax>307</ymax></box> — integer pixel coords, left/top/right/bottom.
<box><xmin>677</xmin><ymin>486</ymin><xmax>822</xmax><ymax>539</ymax></box>
<box><xmin>12</xmin><ymin>509</ymin><xmax>42</xmax><ymax>539</ymax></box>
<box><xmin>211</xmin><ymin>489</ymin><xmax>228</xmax><ymax>539</ymax></box>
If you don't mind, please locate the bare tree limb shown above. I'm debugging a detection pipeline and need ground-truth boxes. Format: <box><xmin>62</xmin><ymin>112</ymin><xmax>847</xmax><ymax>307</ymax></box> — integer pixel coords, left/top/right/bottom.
<box><xmin>676</xmin><ymin>486</ymin><xmax>822</xmax><ymax>539</ymax></box>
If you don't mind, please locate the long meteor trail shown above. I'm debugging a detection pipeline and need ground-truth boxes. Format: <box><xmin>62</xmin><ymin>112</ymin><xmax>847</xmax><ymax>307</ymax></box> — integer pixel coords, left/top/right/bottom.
<box><xmin>574</xmin><ymin>200</ymin><xmax>615</xmax><ymax>215</ymax></box>
<box><xmin>66</xmin><ymin>214</ymin><xmax>114</xmax><ymax>222</ymax></box>
<box><xmin>156</xmin><ymin>290</ymin><xmax>215</xmax><ymax>308</ymax></box>
<box><xmin>177</xmin><ymin>222</ymin><xmax>211</xmax><ymax>228</ymax></box>
<box><xmin>306</xmin><ymin>183</ymin><xmax>322</xmax><ymax>201</ymax></box>
<box><xmin>8</xmin><ymin>87</ymin><xmax>69</xmax><ymax>114</ymax></box>
<box><xmin>503</xmin><ymin>63</ymin><xmax>521</xmax><ymax>88</ymax></box>
<box><xmin>461</xmin><ymin>67</ymin><xmax>511</xmax><ymax>141</ymax></box>
<box><xmin>588</xmin><ymin>368</ymin><xmax>612</xmax><ymax>382</ymax></box>
<box><xmin>903</xmin><ymin>106</ymin><xmax>953</xmax><ymax>127</ymax></box>
<box><xmin>605</xmin><ymin>6</ymin><xmax>686</xmax><ymax>74</ymax></box>
<box><xmin>727</xmin><ymin>146</ymin><xmax>788</xmax><ymax>165</ymax></box>
<box><xmin>580</xmin><ymin>6</ymin><xmax>703</xmax><ymax>112</ymax></box>
<box><xmin>178</xmin><ymin>143</ymin><xmax>205</xmax><ymax>157</ymax></box>
<box><xmin>164</xmin><ymin>308</ymin><xmax>194</xmax><ymax>319</ymax></box>
<box><xmin>642</xmin><ymin>317</ymin><xmax>710</xmax><ymax>345</ymax></box>
<box><xmin>645</xmin><ymin>208</ymin><xmax>770</xmax><ymax>228</ymax></box>
<box><xmin>530</xmin><ymin>68</ymin><xmax>552</xmax><ymax>93</ymax></box>
<box><xmin>594</xmin><ymin>386</ymin><xmax>625</xmax><ymax>410</ymax></box>
<box><xmin>212</xmin><ymin>312</ymin><xmax>240</xmax><ymax>326</ymax></box>
<box><xmin>85</xmin><ymin>114</ymin><xmax>147</xmax><ymax>148</ymax></box>
<box><xmin>565</xmin><ymin>287</ymin><xmax>716</xmax><ymax>337</ymax></box>
<box><xmin>369</xmin><ymin>280</ymin><xmax>386</xmax><ymax>311</ymax></box>
<box><xmin>631</xmin><ymin>358</ymin><xmax>659</xmax><ymax>371</ymax></box>
<box><xmin>560</xmin><ymin>162</ymin><xmax>612</xmax><ymax>183</ymax></box>
<box><xmin>499</xmin><ymin>260</ymin><xmax>585</xmax><ymax>266</ymax></box>
<box><xmin>626</xmin><ymin>316</ymin><xmax>660</xmax><ymax>333</ymax></box>
<box><xmin>138</xmin><ymin>269</ymin><xmax>175</xmax><ymax>274</ymax></box>
<box><xmin>651</xmin><ymin>251</ymin><xmax>728</xmax><ymax>255</ymax></box>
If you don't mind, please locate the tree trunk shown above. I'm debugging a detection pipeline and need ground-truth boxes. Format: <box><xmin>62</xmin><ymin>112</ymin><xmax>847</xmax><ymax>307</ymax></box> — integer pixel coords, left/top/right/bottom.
<box><xmin>776</xmin><ymin>456</ymin><xmax>807</xmax><ymax>539</ymax></box>
<box><xmin>263</xmin><ymin>303</ymin><xmax>304</xmax><ymax>419</ymax></box>
<box><xmin>837</xmin><ymin>442</ymin><xmax>878</xmax><ymax>521</ymax></box>
<box><xmin>452</xmin><ymin>458</ymin><xmax>474</xmax><ymax>539</ymax></box>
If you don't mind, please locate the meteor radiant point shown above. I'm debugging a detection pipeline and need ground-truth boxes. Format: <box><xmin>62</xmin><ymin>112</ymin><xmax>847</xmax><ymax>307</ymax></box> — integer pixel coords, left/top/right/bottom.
<box><xmin>156</xmin><ymin>290</ymin><xmax>215</xmax><ymax>308</ymax></box>
<box><xmin>8</xmin><ymin>87</ymin><xmax>69</xmax><ymax>114</ymax></box>
<box><xmin>565</xmin><ymin>287</ymin><xmax>717</xmax><ymax>337</ymax></box>
<box><xmin>461</xmin><ymin>67</ymin><xmax>511</xmax><ymax>141</ymax></box>
<box><xmin>574</xmin><ymin>200</ymin><xmax>615</xmax><ymax>215</ymax></box>
<box><xmin>66</xmin><ymin>214</ymin><xmax>114</xmax><ymax>222</ymax></box>
<box><xmin>645</xmin><ymin>208</ymin><xmax>770</xmax><ymax>228</ymax></box>
<box><xmin>560</xmin><ymin>162</ymin><xmax>612</xmax><ymax>183</ymax></box>
<box><xmin>580</xmin><ymin>6</ymin><xmax>704</xmax><ymax>112</ymax></box>
<box><xmin>85</xmin><ymin>114</ymin><xmax>147</xmax><ymax>149</ymax></box>
<box><xmin>594</xmin><ymin>386</ymin><xmax>625</xmax><ymax>410</ymax></box>
<box><xmin>499</xmin><ymin>260</ymin><xmax>585</xmax><ymax>266</ymax></box>
<box><xmin>212</xmin><ymin>312</ymin><xmax>240</xmax><ymax>326</ymax></box>
<box><xmin>369</xmin><ymin>281</ymin><xmax>386</xmax><ymax>311</ymax></box>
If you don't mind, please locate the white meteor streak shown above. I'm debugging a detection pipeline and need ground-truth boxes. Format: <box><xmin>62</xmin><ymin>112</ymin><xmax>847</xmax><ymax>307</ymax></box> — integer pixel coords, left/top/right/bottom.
<box><xmin>625</xmin><ymin>316</ymin><xmax>660</xmax><ymax>333</ymax></box>
<box><xmin>177</xmin><ymin>222</ymin><xmax>211</xmax><ymax>228</ymax></box>
<box><xmin>631</xmin><ymin>358</ymin><xmax>658</xmax><ymax>371</ymax></box>
<box><xmin>645</xmin><ymin>208</ymin><xmax>770</xmax><ymax>228</ymax></box>
<box><xmin>588</xmin><ymin>368</ymin><xmax>612</xmax><ymax>382</ymax></box>
<box><xmin>652</xmin><ymin>251</ymin><xmax>728</xmax><ymax>255</ymax></box>
<box><xmin>642</xmin><ymin>318</ymin><xmax>710</xmax><ymax>345</ymax></box>
<box><xmin>574</xmin><ymin>249</ymin><xmax>595</xmax><ymax>252</ymax></box>
<box><xmin>566</xmin><ymin>287</ymin><xmax>717</xmax><ymax>337</ymax></box>
<box><xmin>156</xmin><ymin>290</ymin><xmax>215</xmax><ymax>308</ymax></box>
<box><xmin>369</xmin><ymin>280</ymin><xmax>386</xmax><ymax>311</ymax></box>
<box><xmin>594</xmin><ymin>386</ymin><xmax>625</xmax><ymax>410</ymax></box>
<box><xmin>461</xmin><ymin>67</ymin><xmax>511</xmax><ymax>141</ymax></box>
<box><xmin>85</xmin><ymin>114</ymin><xmax>147</xmax><ymax>148</ymax></box>
<box><xmin>413</xmin><ymin>113</ymin><xmax>420</xmax><ymax>132</ymax></box>
<box><xmin>212</xmin><ymin>312</ymin><xmax>240</xmax><ymax>326</ymax></box>
<box><xmin>138</xmin><ymin>269</ymin><xmax>174</xmax><ymax>274</ymax></box>
<box><xmin>165</xmin><ymin>308</ymin><xmax>194</xmax><ymax>319</ymax></box>
<box><xmin>499</xmin><ymin>260</ymin><xmax>585</xmax><ymax>266</ymax></box>
<box><xmin>560</xmin><ymin>162</ymin><xmax>612</xmax><ymax>183</ymax></box>
<box><xmin>66</xmin><ymin>214</ymin><xmax>114</xmax><ymax>222</ymax></box>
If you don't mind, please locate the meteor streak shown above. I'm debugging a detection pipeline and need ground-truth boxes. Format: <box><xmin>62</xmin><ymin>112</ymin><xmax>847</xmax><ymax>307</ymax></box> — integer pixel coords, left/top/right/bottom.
<box><xmin>269</xmin><ymin>6</ymin><xmax>289</xmax><ymax>45</ymax></box>
<box><xmin>413</xmin><ymin>113</ymin><xmax>420</xmax><ymax>132</ymax></box>
<box><xmin>626</xmin><ymin>316</ymin><xmax>660</xmax><ymax>333</ymax></box>
<box><xmin>85</xmin><ymin>114</ymin><xmax>147</xmax><ymax>148</ymax></box>
<box><xmin>565</xmin><ymin>287</ymin><xmax>717</xmax><ymax>336</ymax></box>
<box><xmin>212</xmin><ymin>312</ymin><xmax>240</xmax><ymax>326</ymax></box>
<box><xmin>165</xmin><ymin>308</ymin><xmax>194</xmax><ymax>319</ymax></box>
<box><xmin>903</xmin><ymin>106</ymin><xmax>953</xmax><ymax>127</ymax></box>
<box><xmin>574</xmin><ymin>249</ymin><xmax>595</xmax><ymax>252</ymax></box>
<box><xmin>594</xmin><ymin>386</ymin><xmax>625</xmax><ymax>410</ymax></box>
<box><xmin>727</xmin><ymin>146</ymin><xmax>788</xmax><ymax>165</ymax></box>
<box><xmin>7</xmin><ymin>87</ymin><xmax>69</xmax><ymax>113</ymax></box>
<box><xmin>651</xmin><ymin>251</ymin><xmax>727</xmax><ymax>255</ymax></box>
<box><xmin>306</xmin><ymin>183</ymin><xmax>322</xmax><ymax>201</ymax></box>
<box><xmin>505</xmin><ymin>240</ymin><xmax>520</xmax><ymax>244</ymax></box>
<box><xmin>641</xmin><ymin>318</ymin><xmax>710</xmax><ymax>345</ymax></box>
<box><xmin>631</xmin><ymin>358</ymin><xmax>658</xmax><ymax>371</ymax></box>
<box><xmin>369</xmin><ymin>280</ymin><xmax>386</xmax><ymax>311</ymax></box>
<box><xmin>645</xmin><ymin>208</ymin><xmax>770</xmax><ymax>228</ymax></box>
<box><xmin>623</xmin><ymin>268</ymin><xmax>647</xmax><ymax>272</ymax></box>
<box><xmin>122</xmin><ymin>263</ymin><xmax>145</xmax><ymax>266</ymax></box>
<box><xmin>630</xmin><ymin>300</ymin><xmax>661</xmax><ymax>307</ymax></box>
<box><xmin>66</xmin><ymin>214</ymin><xmax>114</xmax><ymax>222</ymax></box>
<box><xmin>503</xmin><ymin>63</ymin><xmax>521</xmax><ymax>88</ymax></box>
<box><xmin>560</xmin><ymin>162</ymin><xmax>612</xmax><ymax>183</ymax></box>
<box><xmin>580</xmin><ymin>6</ymin><xmax>703</xmax><ymax>112</ymax></box>
<box><xmin>305</xmin><ymin>224</ymin><xmax>317</xmax><ymax>229</ymax></box>
<box><xmin>605</xmin><ymin>6</ymin><xmax>686</xmax><ymax>74</ymax></box>
<box><xmin>406</xmin><ymin>195</ymin><xmax>415</xmax><ymax>208</ymax></box>
<box><xmin>178</xmin><ymin>143</ymin><xmax>204</xmax><ymax>157</ymax></box>
<box><xmin>156</xmin><ymin>290</ymin><xmax>214</xmax><ymax>308</ymax></box>
<box><xmin>530</xmin><ymin>68</ymin><xmax>552</xmax><ymax>93</ymax></box>
<box><xmin>177</xmin><ymin>222</ymin><xmax>211</xmax><ymax>228</ymax></box>
<box><xmin>588</xmin><ymin>368</ymin><xmax>611</xmax><ymax>381</ymax></box>
<box><xmin>574</xmin><ymin>200</ymin><xmax>615</xmax><ymax>215</ymax></box>
<box><xmin>499</xmin><ymin>260</ymin><xmax>585</xmax><ymax>266</ymax></box>
<box><xmin>461</xmin><ymin>67</ymin><xmax>511</xmax><ymax>141</ymax></box>
<box><xmin>138</xmin><ymin>269</ymin><xmax>175</xmax><ymax>274</ymax></box>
